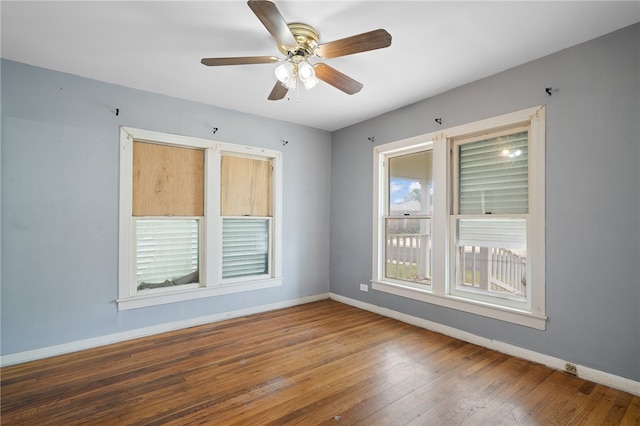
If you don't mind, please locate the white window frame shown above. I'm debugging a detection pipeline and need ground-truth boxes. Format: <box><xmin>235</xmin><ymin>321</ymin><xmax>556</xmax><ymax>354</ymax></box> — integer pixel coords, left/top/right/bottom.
<box><xmin>118</xmin><ymin>127</ymin><xmax>283</xmax><ymax>310</ymax></box>
<box><xmin>372</xmin><ymin>106</ymin><xmax>546</xmax><ymax>330</ymax></box>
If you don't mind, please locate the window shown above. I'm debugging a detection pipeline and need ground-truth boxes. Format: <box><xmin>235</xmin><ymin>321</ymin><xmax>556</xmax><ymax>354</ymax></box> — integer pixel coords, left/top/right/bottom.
<box><xmin>373</xmin><ymin>106</ymin><xmax>546</xmax><ymax>329</ymax></box>
<box><xmin>385</xmin><ymin>149</ymin><xmax>433</xmax><ymax>287</ymax></box>
<box><xmin>220</xmin><ymin>153</ymin><xmax>273</xmax><ymax>283</ymax></box>
<box><xmin>131</xmin><ymin>141</ymin><xmax>204</xmax><ymax>295</ymax></box>
<box><xmin>118</xmin><ymin>127</ymin><xmax>282</xmax><ymax>310</ymax></box>
<box><xmin>451</xmin><ymin>128</ymin><xmax>530</xmax><ymax>309</ymax></box>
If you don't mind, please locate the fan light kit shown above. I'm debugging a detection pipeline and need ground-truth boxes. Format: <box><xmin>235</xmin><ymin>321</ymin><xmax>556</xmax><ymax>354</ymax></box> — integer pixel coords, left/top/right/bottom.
<box><xmin>201</xmin><ymin>0</ymin><xmax>392</xmax><ymax>100</ymax></box>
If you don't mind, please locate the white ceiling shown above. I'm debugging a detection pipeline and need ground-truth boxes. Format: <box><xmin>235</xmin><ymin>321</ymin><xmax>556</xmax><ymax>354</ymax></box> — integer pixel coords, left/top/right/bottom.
<box><xmin>1</xmin><ymin>1</ymin><xmax>639</xmax><ymax>131</ymax></box>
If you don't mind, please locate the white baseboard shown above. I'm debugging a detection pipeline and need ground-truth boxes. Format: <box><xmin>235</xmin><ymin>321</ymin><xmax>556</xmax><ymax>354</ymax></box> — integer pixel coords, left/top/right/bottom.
<box><xmin>0</xmin><ymin>293</ymin><xmax>330</xmax><ymax>368</ymax></box>
<box><xmin>329</xmin><ymin>293</ymin><xmax>640</xmax><ymax>397</ymax></box>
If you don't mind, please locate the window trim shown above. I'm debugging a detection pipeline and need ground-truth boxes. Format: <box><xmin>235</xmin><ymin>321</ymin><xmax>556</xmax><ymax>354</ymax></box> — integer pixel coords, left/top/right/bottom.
<box><xmin>372</xmin><ymin>106</ymin><xmax>546</xmax><ymax>330</ymax></box>
<box><xmin>118</xmin><ymin>127</ymin><xmax>283</xmax><ymax>310</ymax></box>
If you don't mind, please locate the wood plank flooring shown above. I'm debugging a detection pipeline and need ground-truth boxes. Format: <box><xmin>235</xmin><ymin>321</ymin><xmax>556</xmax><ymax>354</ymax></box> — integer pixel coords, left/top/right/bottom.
<box><xmin>1</xmin><ymin>300</ymin><xmax>638</xmax><ymax>425</ymax></box>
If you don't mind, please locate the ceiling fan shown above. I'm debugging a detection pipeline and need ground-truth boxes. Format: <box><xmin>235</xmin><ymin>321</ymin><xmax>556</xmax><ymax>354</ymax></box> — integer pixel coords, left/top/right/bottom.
<box><xmin>201</xmin><ymin>0</ymin><xmax>392</xmax><ymax>100</ymax></box>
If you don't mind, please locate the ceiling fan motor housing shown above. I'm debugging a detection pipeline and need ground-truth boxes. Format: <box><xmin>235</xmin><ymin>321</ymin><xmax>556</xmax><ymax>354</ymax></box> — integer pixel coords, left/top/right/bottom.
<box><xmin>278</xmin><ymin>23</ymin><xmax>319</xmax><ymax>59</ymax></box>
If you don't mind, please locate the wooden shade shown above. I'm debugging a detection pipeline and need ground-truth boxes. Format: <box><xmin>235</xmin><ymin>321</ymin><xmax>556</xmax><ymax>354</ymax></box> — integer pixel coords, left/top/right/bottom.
<box><xmin>132</xmin><ymin>141</ymin><xmax>204</xmax><ymax>217</ymax></box>
<box><xmin>221</xmin><ymin>155</ymin><xmax>271</xmax><ymax>216</ymax></box>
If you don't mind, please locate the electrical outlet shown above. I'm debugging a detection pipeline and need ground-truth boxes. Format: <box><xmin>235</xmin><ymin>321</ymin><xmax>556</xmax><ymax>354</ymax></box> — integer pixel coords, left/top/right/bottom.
<box><xmin>564</xmin><ymin>363</ymin><xmax>577</xmax><ymax>376</ymax></box>
<box><xmin>359</xmin><ymin>283</ymin><xmax>369</xmax><ymax>292</ymax></box>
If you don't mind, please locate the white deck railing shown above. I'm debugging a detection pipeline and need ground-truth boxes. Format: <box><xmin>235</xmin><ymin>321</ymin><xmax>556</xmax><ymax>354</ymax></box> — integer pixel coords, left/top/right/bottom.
<box><xmin>384</xmin><ymin>234</ymin><xmax>526</xmax><ymax>296</ymax></box>
<box><xmin>458</xmin><ymin>246</ymin><xmax>526</xmax><ymax>296</ymax></box>
<box><xmin>385</xmin><ymin>233</ymin><xmax>432</xmax><ymax>284</ymax></box>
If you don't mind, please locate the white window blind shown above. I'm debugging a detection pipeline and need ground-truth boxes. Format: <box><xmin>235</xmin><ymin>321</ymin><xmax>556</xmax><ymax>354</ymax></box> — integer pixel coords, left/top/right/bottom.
<box><xmin>457</xmin><ymin>218</ymin><xmax>526</xmax><ymax>250</ymax></box>
<box><xmin>222</xmin><ymin>218</ymin><xmax>270</xmax><ymax>279</ymax></box>
<box><xmin>459</xmin><ymin>131</ymin><xmax>528</xmax><ymax>215</ymax></box>
<box><xmin>135</xmin><ymin>219</ymin><xmax>199</xmax><ymax>288</ymax></box>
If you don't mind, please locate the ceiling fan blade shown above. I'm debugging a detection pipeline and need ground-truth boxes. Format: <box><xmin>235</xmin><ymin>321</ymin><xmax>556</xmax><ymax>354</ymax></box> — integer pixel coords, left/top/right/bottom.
<box><xmin>268</xmin><ymin>81</ymin><xmax>288</xmax><ymax>100</ymax></box>
<box><xmin>314</xmin><ymin>63</ymin><xmax>363</xmax><ymax>95</ymax></box>
<box><xmin>248</xmin><ymin>0</ymin><xmax>298</xmax><ymax>50</ymax></box>
<box><xmin>201</xmin><ymin>56</ymin><xmax>280</xmax><ymax>66</ymax></box>
<box><xmin>315</xmin><ymin>29</ymin><xmax>392</xmax><ymax>59</ymax></box>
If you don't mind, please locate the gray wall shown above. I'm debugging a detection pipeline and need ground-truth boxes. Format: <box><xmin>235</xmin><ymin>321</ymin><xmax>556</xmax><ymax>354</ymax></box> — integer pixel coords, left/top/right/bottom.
<box><xmin>330</xmin><ymin>24</ymin><xmax>640</xmax><ymax>381</ymax></box>
<box><xmin>1</xmin><ymin>59</ymin><xmax>331</xmax><ymax>354</ymax></box>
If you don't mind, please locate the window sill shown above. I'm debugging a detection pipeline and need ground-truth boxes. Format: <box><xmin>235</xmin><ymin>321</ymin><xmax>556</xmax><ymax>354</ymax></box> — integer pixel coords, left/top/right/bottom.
<box><xmin>371</xmin><ymin>280</ymin><xmax>547</xmax><ymax>330</ymax></box>
<box><xmin>117</xmin><ymin>278</ymin><xmax>282</xmax><ymax>310</ymax></box>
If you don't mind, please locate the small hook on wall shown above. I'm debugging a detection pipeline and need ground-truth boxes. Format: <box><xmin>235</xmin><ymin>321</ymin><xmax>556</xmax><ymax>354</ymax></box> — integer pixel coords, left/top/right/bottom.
<box><xmin>368</xmin><ymin>137</ymin><xmax>375</xmax><ymax>143</ymax></box>
<box><xmin>545</xmin><ymin>87</ymin><xmax>553</xmax><ymax>96</ymax></box>
<box><xmin>115</xmin><ymin>108</ymin><xmax>120</xmax><ymax>116</ymax></box>
<box><xmin>435</xmin><ymin>118</ymin><xmax>442</xmax><ymax>125</ymax></box>
<box><xmin>212</xmin><ymin>127</ymin><xmax>219</xmax><ymax>134</ymax></box>
<box><xmin>281</xmin><ymin>139</ymin><xmax>288</xmax><ymax>146</ymax></box>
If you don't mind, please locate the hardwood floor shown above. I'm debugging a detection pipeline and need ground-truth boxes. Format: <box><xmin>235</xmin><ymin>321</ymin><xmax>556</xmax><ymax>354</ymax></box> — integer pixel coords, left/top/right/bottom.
<box><xmin>1</xmin><ymin>300</ymin><xmax>638</xmax><ymax>425</ymax></box>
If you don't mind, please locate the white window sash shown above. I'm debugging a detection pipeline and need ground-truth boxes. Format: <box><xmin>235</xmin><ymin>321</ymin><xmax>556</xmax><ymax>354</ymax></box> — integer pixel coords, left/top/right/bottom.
<box><xmin>449</xmin><ymin>215</ymin><xmax>530</xmax><ymax>310</ymax></box>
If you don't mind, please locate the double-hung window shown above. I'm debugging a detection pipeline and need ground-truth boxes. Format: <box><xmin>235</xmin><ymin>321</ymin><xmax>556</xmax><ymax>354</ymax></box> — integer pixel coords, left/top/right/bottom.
<box><xmin>131</xmin><ymin>141</ymin><xmax>204</xmax><ymax>295</ymax></box>
<box><xmin>384</xmin><ymin>148</ymin><xmax>433</xmax><ymax>288</ymax></box>
<box><xmin>373</xmin><ymin>106</ymin><xmax>546</xmax><ymax>329</ymax></box>
<box><xmin>220</xmin><ymin>154</ymin><xmax>273</xmax><ymax>283</ymax></box>
<box><xmin>451</xmin><ymin>128</ymin><xmax>530</xmax><ymax>309</ymax></box>
<box><xmin>118</xmin><ymin>127</ymin><xmax>282</xmax><ymax>310</ymax></box>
